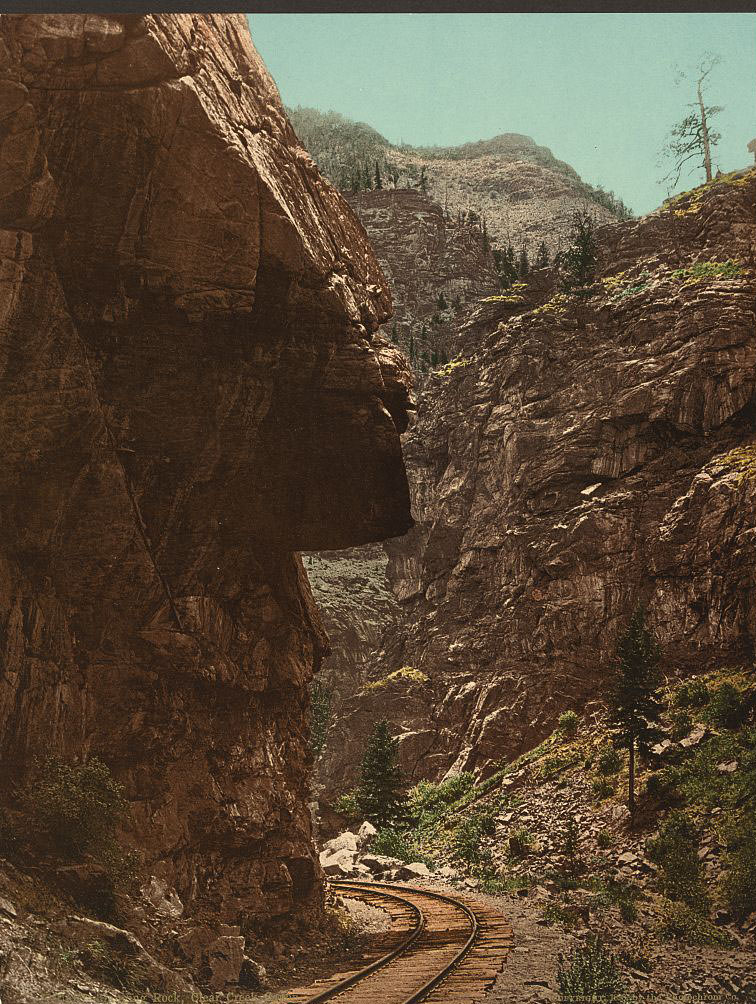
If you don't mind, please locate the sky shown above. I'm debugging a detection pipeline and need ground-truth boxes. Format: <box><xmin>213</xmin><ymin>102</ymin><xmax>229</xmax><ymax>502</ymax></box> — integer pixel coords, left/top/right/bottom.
<box><xmin>247</xmin><ymin>13</ymin><xmax>756</xmax><ymax>216</ymax></box>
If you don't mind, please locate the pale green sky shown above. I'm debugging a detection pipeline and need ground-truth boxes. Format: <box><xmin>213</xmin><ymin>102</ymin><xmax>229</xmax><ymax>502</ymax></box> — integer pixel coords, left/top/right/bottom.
<box><xmin>247</xmin><ymin>13</ymin><xmax>756</xmax><ymax>216</ymax></box>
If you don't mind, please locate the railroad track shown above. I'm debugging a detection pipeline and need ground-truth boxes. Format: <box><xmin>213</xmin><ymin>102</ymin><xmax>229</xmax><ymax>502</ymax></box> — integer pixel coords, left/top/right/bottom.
<box><xmin>286</xmin><ymin>880</ymin><xmax>514</xmax><ymax>1004</ymax></box>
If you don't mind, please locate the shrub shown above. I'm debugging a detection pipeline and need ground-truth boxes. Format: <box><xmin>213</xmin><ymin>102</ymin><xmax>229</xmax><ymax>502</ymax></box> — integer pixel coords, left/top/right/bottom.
<box><xmin>706</xmin><ymin>683</ymin><xmax>748</xmax><ymax>728</ymax></box>
<box><xmin>558</xmin><ymin>711</ymin><xmax>580</xmax><ymax>737</ymax></box>
<box><xmin>561</xmin><ymin>814</ymin><xmax>582</xmax><ymax>882</ymax></box>
<box><xmin>592</xmin><ymin>777</ymin><xmax>615</xmax><ymax>800</ymax></box>
<box><xmin>670</xmin><ymin>710</ymin><xmax>693</xmax><ymax>741</ymax></box>
<box><xmin>556</xmin><ymin>937</ymin><xmax>628</xmax><ymax>1002</ymax></box>
<box><xmin>406</xmin><ymin>773</ymin><xmax>475</xmax><ymax>827</ymax></box>
<box><xmin>371</xmin><ymin>828</ymin><xmax>434</xmax><ymax>868</ymax></box>
<box><xmin>673</xmin><ymin>678</ymin><xmax>710</xmax><ymax>708</ymax></box>
<box><xmin>646</xmin><ymin>811</ymin><xmax>707</xmax><ymax>908</ymax></box>
<box><xmin>644</xmin><ymin>769</ymin><xmax>681</xmax><ymax>803</ymax></box>
<box><xmin>24</xmin><ymin>757</ymin><xmax>128</xmax><ymax>859</ymax></box>
<box><xmin>596</xmin><ymin>745</ymin><xmax>622</xmax><ymax>776</ymax></box>
<box><xmin>597</xmin><ymin>830</ymin><xmax>613</xmax><ymax>850</ymax></box>
<box><xmin>451</xmin><ymin>809</ymin><xmax>496</xmax><ymax>866</ymax></box>
<box><xmin>507</xmin><ymin>826</ymin><xmax>533</xmax><ymax>860</ymax></box>
<box><xmin>657</xmin><ymin>899</ymin><xmax>731</xmax><ymax>946</ymax></box>
<box><xmin>333</xmin><ymin>789</ymin><xmax>361</xmax><ymax>820</ymax></box>
<box><xmin>720</xmin><ymin>814</ymin><xmax>756</xmax><ymax>919</ymax></box>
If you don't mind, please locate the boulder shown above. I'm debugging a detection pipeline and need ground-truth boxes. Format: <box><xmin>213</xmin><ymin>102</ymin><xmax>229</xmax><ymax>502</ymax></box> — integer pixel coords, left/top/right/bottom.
<box><xmin>358</xmin><ymin>821</ymin><xmax>378</xmax><ymax>845</ymax></box>
<box><xmin>360</xmin><ymin>854</ymin><xmax>404</xmax><ymax>874</ymax></box>
<box><xmin>324</xmin><ymin>831</ymin><xmax>360</xmax><ymax>855</ymax></box>
<box><xmin>320</xmin><ymin>850</ymin><xmax>358</xmax><ymax>876</ymax></box>
<box><xmin>397</xmin><ymin>862</ymin><xmax>431</xmax><ymax>880</ymax></box>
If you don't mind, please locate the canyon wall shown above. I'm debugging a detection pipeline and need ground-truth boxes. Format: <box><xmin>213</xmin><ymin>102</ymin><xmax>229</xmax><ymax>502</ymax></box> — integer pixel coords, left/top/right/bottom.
<box><xmin>0</xmin><ymin>10</ymin><xmax>410</xmax><ymax>940</ymax></box>
<box><xmin>324</xmin><ymin>170</ymin><xmax>756</xmax><ymax>787</ymax></box>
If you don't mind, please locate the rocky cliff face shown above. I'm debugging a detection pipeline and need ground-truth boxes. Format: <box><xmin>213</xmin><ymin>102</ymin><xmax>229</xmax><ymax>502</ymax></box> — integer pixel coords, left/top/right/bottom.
<box><xmin>345</xmin><ymin>189</ymin><xmax>500</xmax><ymax>370</ymax></box>
<box><xmin>391</xmin><ymin>143</ymin><xmax>620</xmax><ymax>257</ymax></box>
<box><xmin>0</xmin><ymin>9</ymin><xmax>410</xmax><ymax>949</ymax></box>
<box><xmin>326</xmin><ymin>170</ymin><xmax>756</xmax><ymax>786</ymax></box>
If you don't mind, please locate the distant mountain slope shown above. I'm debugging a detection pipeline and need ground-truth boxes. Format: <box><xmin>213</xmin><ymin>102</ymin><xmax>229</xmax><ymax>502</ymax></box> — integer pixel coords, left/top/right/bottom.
<box><xmin>287</xmin><ymin>106</ymin><xmax>632</xmax><ymax>255</ymax></box>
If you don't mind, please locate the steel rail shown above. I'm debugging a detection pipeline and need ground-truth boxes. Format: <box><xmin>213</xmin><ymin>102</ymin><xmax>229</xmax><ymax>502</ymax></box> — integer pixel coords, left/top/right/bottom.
<box><xmin>294</xmin><ymin>883</ymin><xmax>426</xmax><ymax>1004</ymax></box>
<box><xmin>306</xmin><ymin>880</ymin><xmax>480</xmax><ymax>1004</ymax></box>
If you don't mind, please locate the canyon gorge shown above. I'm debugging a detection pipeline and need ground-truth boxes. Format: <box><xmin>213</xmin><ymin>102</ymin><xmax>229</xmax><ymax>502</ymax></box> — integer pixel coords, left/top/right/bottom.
<box><xmin>0</xmin><ymin>10</ymin><xmax>754</xmax><ymax>1003</ymax></box>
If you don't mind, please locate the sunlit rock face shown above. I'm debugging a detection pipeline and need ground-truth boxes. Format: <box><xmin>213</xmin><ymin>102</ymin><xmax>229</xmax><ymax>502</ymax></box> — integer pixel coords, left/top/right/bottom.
<box><xmin>0</xmin><ymin>12</ymin><xmax>411</xmax><ymax>930</ymax></box>
<box><xmin>330</xmin><ymin>170</ymin><xmax>756</xmax><ymax>784</ymax></box>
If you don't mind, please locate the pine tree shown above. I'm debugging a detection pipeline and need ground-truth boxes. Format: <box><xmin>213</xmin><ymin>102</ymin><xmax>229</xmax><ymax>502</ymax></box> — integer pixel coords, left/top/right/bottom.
<box><xmin>482</xmin><ymin>217</ymin><xmax>490</xmax><ymax>254</ymax></box>
<box><xmin>357</xmin><ymin>720</ymin><xmax>405</xmax><ymax>827</ymax></box>
<box><xmin>363</xmin><ymin>162</ymin><xmax>372</xmax><ymax>190</ymax></box>
<box><xmin>560</xmin><ymin>210</ymin><xmax>598</xmax><ymax>295</ymax></box>
<box><xmin>536</xmin><ymin>241</ymin><xmax>550</xmax><ymax>268</ymax></box>
<box><xmin>437</xmin><ymin>293</ymin><xmax>448</xmax><ymax>311</ymax></box>
<box><xmin>607</xmin><ymin>607</ymin><xmax>663</xmax><ymax>817</ymax></box>
<box><xmin>518</xmin><ymin>246</ymin><xmax>529</xmax><ymax>279</ymax></box>
<box><xmin>375</xmin><ymin>161</ymin><xmax>382</xmax><ymax>190</ymax></box>
<box><xmin>419</xmin><ymin>165</ymin><xmax>428</xmax><ymax>194</ymax></box>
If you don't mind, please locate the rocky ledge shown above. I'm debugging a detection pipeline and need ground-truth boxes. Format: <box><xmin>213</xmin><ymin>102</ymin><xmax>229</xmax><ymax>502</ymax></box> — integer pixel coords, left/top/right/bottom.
<box><xmin>0</xmin><ymin>11</ymin><xmax>411</xmax><ymax>994</ymax></box>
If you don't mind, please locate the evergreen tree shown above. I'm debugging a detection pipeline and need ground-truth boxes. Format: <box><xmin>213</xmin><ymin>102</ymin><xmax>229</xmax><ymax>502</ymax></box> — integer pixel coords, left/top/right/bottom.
<box><xmin>482</xmin><ymin>217</ymin><xmax>490</xmax><ymax>254</ymax></box>
<box><xmin>440</xmin><ymin>348</ymin><xmax>449</xmax><ymax>364</ymax></box>
<box><xmin>419</xmin><ymin>165</ymin><xmax>428</xmax><ymax>194</ymax></box>
<box><xmin>560</xmin><ymin>210</ymin><xmax>598</xmax><ymax>295</ymax></box>
<box><xmin>437</xmin><ymin>292</ymin><xmax>448</xmax><ymax>311</ymax></box>
<box><xmin>357</xmin><ymin>720</ymin><xmax>405</xmax><ymax>827</ymax></box>
<box><xmin>408</xmin><ymin>330</ymin><xmax>415</xmax><ymax>361</ymax></box>
<box><xmin>518</xmin><ymin>246</ymin><xmax>529</xmax><ymax>279</ymax></box>
<box><xmin>363</xmin><ymin>161</ymin><xmax>372</xmax><ymax>190</ymax></box>
<box><xmin>607</xmin><ymin>607</ymin><xmax>663</xmax><ymax>817</ymax></box>
<box><xmin>536</xmin><ymin>241</ymin><xmax>550</xmax><ymax>268</ymax></box>
<box><xmin>374</xmin><ymin>161</ymin><xmax>382</xmax><ymax>190</ymax></box>
<box><xmin>431</xmin><ymin>348</ymin><xmax>439</xmax><ymax>366</ymax></box>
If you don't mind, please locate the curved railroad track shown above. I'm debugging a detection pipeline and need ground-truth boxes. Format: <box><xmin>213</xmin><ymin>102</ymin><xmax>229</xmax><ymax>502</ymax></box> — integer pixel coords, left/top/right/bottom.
<box><xmin>286</xmin><ymin>880</ymin><xmax>514</xmax><ymax>1004</ymax></box>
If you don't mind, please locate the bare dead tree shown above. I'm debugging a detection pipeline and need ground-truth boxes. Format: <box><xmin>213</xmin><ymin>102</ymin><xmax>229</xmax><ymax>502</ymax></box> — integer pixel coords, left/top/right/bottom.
<box><xmin>660</xmin><ymin>53</ymin><xmax>723</xmax><ymax>189</ymax></box>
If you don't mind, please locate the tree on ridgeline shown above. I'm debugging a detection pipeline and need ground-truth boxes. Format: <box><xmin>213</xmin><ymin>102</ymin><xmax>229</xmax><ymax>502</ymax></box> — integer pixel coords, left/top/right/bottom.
<box><xmin>607</xmin><ymin>607</ymin><xmax>664</xmax><ymax>818</ymax></box>
<box><xmin>660</xmin><ymin>52</ymin><xmax>722</xmax><ymax>188</ymax></box>
<box><xmin>559</xmin><ymin>210</ymin><xmax>598</xmax><ymax>295</ymax></box>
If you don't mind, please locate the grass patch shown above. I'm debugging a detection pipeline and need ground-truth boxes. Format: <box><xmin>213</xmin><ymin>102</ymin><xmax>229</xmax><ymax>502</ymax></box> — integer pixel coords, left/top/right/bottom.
<box><xmin>363</xmin><ymin>666</ymin><xmax>429</xmax><ymax>692</ymax></box>
<box><xmin>556</xmin><ymin>937</ymin><xmax>629</xmax><ymax>1002</ymax></box>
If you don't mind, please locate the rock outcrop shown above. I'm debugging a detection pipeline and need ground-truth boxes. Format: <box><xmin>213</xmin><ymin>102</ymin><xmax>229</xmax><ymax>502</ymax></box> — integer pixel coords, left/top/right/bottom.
<box><xmin>0</xmin><ymin>8</ymin><xmax>410</xmax><ymax>947</ymax></box>
<box><xmin>329</xmin><ymin>170</ymin><xmax>756</xmax><ymax>784</ymax></box>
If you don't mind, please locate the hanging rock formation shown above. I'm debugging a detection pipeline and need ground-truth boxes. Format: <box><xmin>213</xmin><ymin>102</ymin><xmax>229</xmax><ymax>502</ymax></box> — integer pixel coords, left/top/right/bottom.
<box><xmin>0</xmin><ymin>10</ymin><xmax>411</xmax><ymax>939</ymax></box>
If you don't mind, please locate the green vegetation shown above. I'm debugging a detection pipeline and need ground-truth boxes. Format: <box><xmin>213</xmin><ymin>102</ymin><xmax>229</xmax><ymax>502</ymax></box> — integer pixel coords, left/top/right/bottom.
<box><xmin>647</xmin><ymin>810</ymin><xmax>707</xmax><ymax>908</ymax></box>
<box><xmin>436</xmin><ymin>356</ymin><xmax>472</xmax><ymax>378</ymax></box>
<box><xmin>673</xmin><ymin>677</ymin><xmax>710</xmax><ymax>708</ymax></box>
<box><xmin>558</xmin><ymin>710</ymin><xmax>580</xmax><ymax>737</ymax></box>
<box><xmin>669</xmin><ymin>709</ymin><xmax>693</xmax><ymax>741</ymax></box>
<box><xmin>406</xmin><ymin>773</ymin><xmax>475</xmax><ymax>828</ymax></box>
<box><xmin>559</xmin><ymin>210</ymin><xmax>599</xmax><ymax>295</ymax></box>
<box><xmin>596</xmin><ymin>745</ymin><xmax>622</xmax><ymax>776</ymax></box>
<box><xmin>657</xmin><ymin>899</ymin><xmax>731</xmax><ymax>947</ymax></box>
<box><xmin>607</xmin><ymin>607</ymin><xmax>663</xmax><ymax>815</ymax></box>
<box><xmin>705</xmin><ymin>680</ymin><xmax>748</xmax><ymax>728</ymax></box>
<box><xmin>371</xmin><ymin>828</ymin><xmax>434</xmax><ymax>867</ymax></box>
<box><xmin>556</xmin><ymin>937</ymin><xmax>628</xmax><ymax>1003</ymax></box>
<box><xmin>356</xmin><ymin>720</ymin><xmax>406</xmax><ymax>828</ymax></box>
<box><xmin>450</xmin><ymin>807</ymin><xmax>496</xmax><ymax>866</ymax></box>
<box><xmin>310</xmin><ymin>680</ymin><xmax>332</xmax><ymax>760</ymax></box>
<box><xmin>363</xmin><ymin>665</ymin><xmax>429</xmax><ymax>692</ymax></box>
<box><xmin>669</xmin><ymin>258</ymin><xmax>744</xmax><ymax>286</ymax></box>
<box><xmin>22</xmin><ymin>757</ymin><xmax>140</xmax><ymax>918</ymax></box>
<box><xmin>720</xmin><ymin>813</ymin><xmax>756</xmax><ymax>919</ymax></box>
<box><xmin>591</xmin><ymin>777</ymin><xmax>616</xmax><ymax>800</ymax></box>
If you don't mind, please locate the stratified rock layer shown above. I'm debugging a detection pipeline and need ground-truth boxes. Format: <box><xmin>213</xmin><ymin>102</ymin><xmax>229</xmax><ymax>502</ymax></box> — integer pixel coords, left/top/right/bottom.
<box><xmin>0</xmin><ymin>11</ymin><xmax>410</xmax><ymax>934</ymax></box>
<box><xmin>334</xmin><ymin>171</ymin><xmax>756</xmax><ymax>783</ymax></box>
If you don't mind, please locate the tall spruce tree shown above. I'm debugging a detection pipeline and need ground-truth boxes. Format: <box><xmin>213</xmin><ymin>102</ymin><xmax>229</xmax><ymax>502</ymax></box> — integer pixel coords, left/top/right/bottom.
<box><xmin>560</xmin><ymin>210</ymin><xmax>598</xmax><ymax>294</ymax></box>
<box><xmin>374</xmin><ymin>161</ymin><xmax>382</xmax><ymax>190</ymax></box>
<box><xmin>608</xmin><ymin>607</ymin><xmax>663</xmax><ymax>817</ymax></box>
<box><xmin>536</xmin><ymin>241</ymin><xmax>550</xmax><ymax>268</ymax></box>
<box><xmin>518</xmin><ymin>246</ymin><xmax>529</xmax><ymax>278</ymax></box>
<box><xmin>357</xmin><ymin>720</ymin><xmax>405</xmax><ymax>827</ymax></box>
